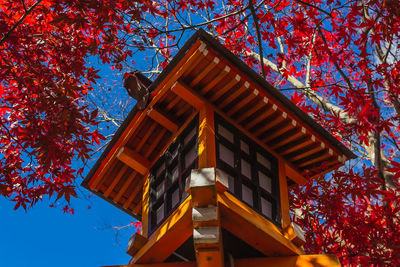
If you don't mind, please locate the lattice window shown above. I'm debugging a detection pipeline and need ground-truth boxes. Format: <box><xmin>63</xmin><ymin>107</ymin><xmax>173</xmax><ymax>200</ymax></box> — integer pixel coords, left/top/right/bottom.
<box><xmin>215</xmin><ymin>114</ymin><xmax>281</xmax><ymax>225</ymax></box>
<box><xmin>149</xmin><ymin>116</ymin><xmax>199</xmax><ymax>233</ymax></box>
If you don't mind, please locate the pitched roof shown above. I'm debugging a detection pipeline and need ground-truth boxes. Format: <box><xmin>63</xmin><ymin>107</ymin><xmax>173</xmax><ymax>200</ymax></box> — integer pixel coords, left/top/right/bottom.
<box><xmin>82</xmin><ymin>29</ymin><xmax>356</xmax><ymax>219</ymax></box>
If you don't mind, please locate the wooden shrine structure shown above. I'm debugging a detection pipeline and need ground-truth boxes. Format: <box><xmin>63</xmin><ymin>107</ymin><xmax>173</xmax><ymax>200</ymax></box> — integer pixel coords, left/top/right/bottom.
<box><xmin>82</xmin><ymin>29</ymin><xmax>356</xmax><ymax>267</ymax></box>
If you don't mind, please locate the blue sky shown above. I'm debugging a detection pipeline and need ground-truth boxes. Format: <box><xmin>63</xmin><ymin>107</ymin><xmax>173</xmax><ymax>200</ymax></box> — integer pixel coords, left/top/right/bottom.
<box><xmin>0</xmin><ymin>189</ymin><xmax>135</xmax><ymax>267</ymax></box>
<box><xmin>0</xmin><ymin>61</ymin><xmax>140</xmax><ymax>267</ymax></box>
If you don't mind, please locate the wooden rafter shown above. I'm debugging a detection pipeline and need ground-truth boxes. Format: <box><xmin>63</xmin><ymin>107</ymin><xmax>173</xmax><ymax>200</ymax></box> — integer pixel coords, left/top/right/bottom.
<box><xmin>189</xmin><ymin>56</ymin><xmax>220</xmax><ymax>87</ymax></box>
<box><xmin>104</xmin><ymin>165</ymin><xmax>129</xmax><ymax>198</ymax></box>
<box><xmin>117</xmin><ymin>147</ymin><xmax>151</xmax><ymax>175</ymax></box>
<box><xmin>209</xmin><ymin>74</ymin><xmax>241</xmax><ymax>102</ymax></box>
<box><xmin>147</xmin><ymin>107</ymin><xmax>178</xmax><ymax>133</ymax></box>
<box><xmin>171</xmin><ymin>81</ymin><xmax>205</xmax><ymax>110</ymax></box>
<box><xmin>218</xmin><ymin>82</ymin><xmax>249</xmax><ymax>109</ymax></box>
<box><xmin>245</xmin><ymin>103</ymin><xmax>276</xmax><ymax>130</ymax></box>
<box><xmin>200</xmin><ymin>66</ymin><xmax>230</xmax><ymax>94</ymax></box>
<box><xmin>267</xmin><ymin>127</ymin><xmax>304</xmax><ymax>148</ymax></box>
<box><xmin>261</xmin><ymin>120</ymin><xmax>293</xmax><ymax>143</ymax></box>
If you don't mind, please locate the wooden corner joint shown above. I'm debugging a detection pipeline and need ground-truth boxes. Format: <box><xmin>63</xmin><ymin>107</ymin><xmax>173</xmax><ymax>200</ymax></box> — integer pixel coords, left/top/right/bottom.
<box><xmin>283</xmin><ymin>222</ymin><xmax>306</xmax><ymax>247</ymax></box>
<box><xmin>147</xmin><ymin>107</ymin><xmax>179</xmax><ymax>133</ymax></box>
<box><xmin>187</xmin><ymin>168</ymin><xmax>228</xmax><ymax>192</ymax></box>
<box><xmin>117</xmin><ymin>146</ymin><xmax>151</xmax><ymax>175</ymax></box>
<box><xmin>126</xmin><ymin>233</ymin><xmax>148</xmax><ymax>256</ymax></box>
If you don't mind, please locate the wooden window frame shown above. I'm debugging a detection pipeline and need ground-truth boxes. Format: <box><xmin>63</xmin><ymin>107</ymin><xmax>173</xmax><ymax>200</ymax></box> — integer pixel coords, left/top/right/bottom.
<box><xmin>215</xmin><ymin>114</ymin><xmax>281</xmax><ymax>226</ymax></box>
<box><xmin>148</xmin><ymin>116</ymin><xmax>199</xmax><ymax>234</ymax></box>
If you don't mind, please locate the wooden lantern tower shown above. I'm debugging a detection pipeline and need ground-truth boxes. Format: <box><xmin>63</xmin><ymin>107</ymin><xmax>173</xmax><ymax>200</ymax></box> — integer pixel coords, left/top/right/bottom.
<box><xmin>82</xmin><ymin>29</ymin><xmax>356</xmax><ymax>267</ymax></box>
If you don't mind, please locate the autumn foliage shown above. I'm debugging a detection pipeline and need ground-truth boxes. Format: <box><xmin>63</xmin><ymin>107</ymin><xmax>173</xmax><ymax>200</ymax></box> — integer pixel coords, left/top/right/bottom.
<box><xmin>1</xmin><ymin>0</ymin><xmax>400</xmax><ymax>265</ymax></box>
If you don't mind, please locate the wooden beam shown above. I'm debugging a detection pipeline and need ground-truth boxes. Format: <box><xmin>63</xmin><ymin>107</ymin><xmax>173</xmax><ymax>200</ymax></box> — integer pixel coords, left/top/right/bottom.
<box><xmin>254</xmin><ymin>113</ymin><xmax>287</xmax><ymax>137</ymax></box>
<box><xmin>190</xmin><ymin>56</ymin><xmax>220</xmax><ymax>87</ymax></box>
<box><xmin>147</xmin><ymin>107</ymin><xmax>178</xmax><ymax>133</ymax></box>
<box><xmin>103</xmin><ymin>262</ymin><xmax>196</xmax><ymax>267</ymax></box>
<box><xmin>200</xmin><ymin>66</ymin><xmax>230</xmax><ymax>94</ymax></box>
<box><xmin>226</xmin><ymin>89</ymin><xmax>256</xmax><ymax>116</ymax></box>
<box><xmin>117</xmin><ymin>147</ymin><xmax>151</xmax><ymax>175</ymax></box>
<box><xmin>114</xmin><ymin>172</ymin><xmax>138</xmax><ymax>203</ymax></box>
<box><xmin>286</xmin><ymin>143</ymin><xmax>322</xmax><ymax>162</ymax></box>
<box><xmin>277</xmin><ymin>135</ymin><xmax>315</xmax><ymax>156</ymax></box>
<box><xmin>266</xmin><ymin>127</ymin><xmax>302</xmax><ymax>148</ymax></box>
<box><xmin>139</xmin><ymin>173</ymin><xmax>150</xmax><ymax>237</ymax></box>
<box><xmin>245</xmin><ymin>103</ymin><xmax>277</xmax><ymax>130</ymax></box>
<box><xmin>174</xmin><ymin>81</ymin><xmax>308</xmax><ymax>185</ymax></box>
<box><xmin>218</xmin><ymin>82</ymin><xmax>249</xmax><ymax>110</ymax></box>
<box><xmin>236</xmin><ymin>99</ymin><xmax>266</xmax><ymax>124</ymax></box>
<box><xmin>218</xmin><ymin>191</ymin><xmax>302</xmax><ymax>256</ymax></box>
<box><xmin>209</xmin><ymin>74</ymin><xmax>241</xmax><ymax>102</ymax></box>
<box><xmin>171</xmin><ymin>81</ymin><xmax>205</xmax><ymax>110</ymax></box>
<box><xmin>127</xmin><ymin>233</ymin><xmax>148</xmax><ymax>256</ymax></box>
<box><xmin>262</xmin><ymin>120</ymin><xmax>293</xmax><ymax>143</ymax></box>
<box><xmin>198</xmin><ymin>105</ymin><xmax>216</xmax><ymax>168</ymax></box>
<box><xmin>104</xmin><ymin>165</ymin><xmax>129</xmax><ymax>198</ymax></box>
<box><xmin>296</xmin><ymin>151</ymin><xmax>331</xmax><ymax>168</ymax></box>
<box><xmin>233</xmin><ymin>254</ymin><xmax>341</xmax><ymax>267</ymax></box>
<box><xmin>278</xmin><ymin>159</ymin><xmax>292</xmax><ymax>235</ymax></box>
<box><xmin>285</xmin><ymin>163</ymin><xmax>308</xmax><ymax>185</ymax></box>
<box><xmin>87</xmin><ymin>40</ymin><xmax>204</xmax><ymax>189</ymax></box>
<box><xmin>132</xmin><ymin>197</ymin><xmax>193</xmax><ymax>264</ymax></box>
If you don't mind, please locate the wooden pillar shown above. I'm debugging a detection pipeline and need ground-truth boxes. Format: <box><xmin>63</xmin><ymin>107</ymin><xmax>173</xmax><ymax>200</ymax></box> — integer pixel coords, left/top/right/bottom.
<box><xmin>189</xmin><ymin>106</ymin><xmax>224</xmax><ymax>267</ymax></box>
<box><xmin>141</xmin><ymin>173</ymin><xmax>150</xmax><ymax>238</ymax></box>
<box><xmin>279</xmin><ymin>161</ymin><xmax>305</xmax><ymax>249</ymax></box>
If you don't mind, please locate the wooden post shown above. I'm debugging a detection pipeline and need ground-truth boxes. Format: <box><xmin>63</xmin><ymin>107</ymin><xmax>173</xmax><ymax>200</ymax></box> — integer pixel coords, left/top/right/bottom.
<box><xmin>141</xmin><ymin>173</ymin><xmax>150</xmax><ymax>238</ymax></box>
<box><xmin>190</xmin><ymin>105</ymin><xmax>224</xmax><ymax>267</ymax></box>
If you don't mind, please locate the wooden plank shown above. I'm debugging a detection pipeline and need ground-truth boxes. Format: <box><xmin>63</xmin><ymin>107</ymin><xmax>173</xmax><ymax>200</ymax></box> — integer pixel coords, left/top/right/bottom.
<box><xmin>87</xmin><ymin>39</ymin><xmax>203</xmax><ymax>189</ymax></box>
<box><xmin>174</xmin><ymin>81</ymin><xmax>308</xmax><ymax>185</ymax></box>
<box><xmin>200</xmin><ymin>66</ymin><xmax>230</xmax><ymax>94</ymax></box>
<box><xmin>236</xmin><ymin>98</ymin><xmax>266</xmax><ymax>124</ymax></box>
<box><xmin>147</xmin><ymin>107</ymin><xmax>178</xmax><ymax>133</ymax></box>
<box><xmin>300</xmin><ymin>155</ymin><xmax>337</xmax><ymax>170</ymax></box>
<box><xmin>262</xmin><ymin>120</ymin><xmax>293</xmax><ymax>143</ymax></box>
<box><xmin>114</xmin><ymin>172</ymin><xmax>138</xmax><ymax>203</ymax></box>
<box><xmin>287</xmin><ymin>144</ymin><xmax>323</xmax><ymax>162</ymax></box>
<box><xmin>218</xmin><ymin>192</ymin><xmax>302</xmax><ymax>256</ymax></box>
<box><xmin>226</xmin><ymin>90</ymin><xmax>256</xmax><ymax>116</ymax></box>
<box><xmin>165</xmin><ymin>95</ymin><xmax>181</xmax><ymax>111</ymax></box>
<box><xmin>126</xmin><ymin>233</ymin><xmax>148</xmax><ymax>256</ymax></box>
<box><xmin>295</xmin><ymin>150</ymin><xmax>330</xmax><ymax>168</ymax></box>
<box><xmin>117</xmin><ymin>147</ymin><xmax>151</xmax><ymax>175</ymax></box>
<box><xmin>233</xmin><ymin>254</ymin><xmax>341</xmax><ymax>267</ymax></box>
<box><xmin>133</xmin><ymin>197</ymin><xmax>193</xmax><ymax>264</ymax></box>
<box><xmin>198</xmin><ymin>105</ymin><xmax>216</xmax><ymax>168</ymax></box>
<box><xmin>209</xmin><ymin>74</ymin><xmax>241</xmax><ymax>102</ymax></box>
<box><xmin>218</xmin><ymin>82</ymin><xmax>249</xmax><ymax>109</ymax></box>
<box><xmin>268</xmin><ymin>128</ymin><xmax>305</xmax><ymax>149</ymax></box>
<box><xmin>171</xmin><ymin>81</ymin><xmax>205</xmax><ymax>110</ymax></box>
<box><xmin>104</xmin><ymin>165</ymin><xmax>129</xmax><ymax>198</ymax></box>
<box><xmin>253</xmin><ymin>113</ymin><xmax>287</xmax><ymax>137</ymax></box>
<box><xmin>103</xmin><ymin>262</ymin><xmax>196</xmax><ymax>267</ymax></box>
<box><xmin>276</xmin><ymin>135</ymin><xmax>314</xmax><ymax>155</ymax></box>
<box><xmin>189</xmin><ymin>56</ymin><xmax>220</xmax><ymax>87</ymax></box>
<box><xmin>285</xmin><ymin>163</ymin><xmax>308</xmax><ymax>185</ymax></box>
<box><xmin>245</xmin><ymin>103</ymin><xmax>277</xmax><ymax>130</ymax></box>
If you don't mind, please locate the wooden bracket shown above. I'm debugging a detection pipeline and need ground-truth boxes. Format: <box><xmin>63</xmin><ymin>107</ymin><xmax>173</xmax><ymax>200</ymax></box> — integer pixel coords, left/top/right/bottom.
<box><xmin>171</xmin><ymin>81</ymin><xmax>205</xmax><ymax>110</ymax></box>
<box><xmin>117</xmin><ymin>147</ymin><xmax>151</xmax><ymax>175</ymax></box>
<box><xmin>127</xmin><ymin>233</ymin><xmax>148</xmax><ymax>256</ymax></box>
<box><xmin>147</xmin><ymin>107</ymin><xmax>178</xmax><ymax>132</ymax></box>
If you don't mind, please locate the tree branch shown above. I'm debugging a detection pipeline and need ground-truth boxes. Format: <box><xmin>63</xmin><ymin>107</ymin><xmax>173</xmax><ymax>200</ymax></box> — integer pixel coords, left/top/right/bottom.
<box><xmin>0</xmin><ymin>0</ymin><xmax>42</xmax><ymax>46</ymax></box>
